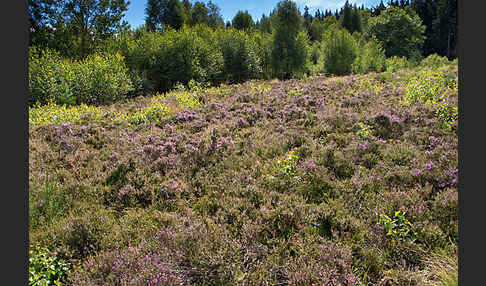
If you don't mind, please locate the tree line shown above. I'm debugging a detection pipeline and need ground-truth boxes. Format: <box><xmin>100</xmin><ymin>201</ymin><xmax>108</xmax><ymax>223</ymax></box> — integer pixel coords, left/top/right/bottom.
<box><xmin>28</xmin><ymin>0</ymin><xmax>457</xmax><ymax>106</ymax></box>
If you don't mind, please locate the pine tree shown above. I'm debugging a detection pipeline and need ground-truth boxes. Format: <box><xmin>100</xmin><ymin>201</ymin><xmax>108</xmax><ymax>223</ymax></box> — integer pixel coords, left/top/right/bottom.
<box><xmin>432</xmin><ymin>0</ymin><xmax>457</xmax><ymax>58</ymax></box>
<box><xmin>166</xmin><ymin>0</ymin><xmax>186</xmax><ymax>29</ymax></box>
<box><xmin>146</xmin><ymin>0</ymin><xmax>167</xmax><ymax>31</ymax></box>
<box><xmin>232</xmin><ymin>10</ymin><xmax>255</xmax><ymax>31</ymax></box>
<box><xmin>271</xmin><ymin>0</ymin><xmax>308</xmax><ymax>79</ymax></box>
<box><xmin>181</xmin><ymin>0</ymin><xmax>192</xmax><ymax>23</ymax></box>
<box><xmin>350</xmin><ymin>4</ymin><xmax>362</xmax><ymax>33</ymax></box>
<box><xmin>259</xmin><ymin>14</ymin><xmax>272</xmax><ymax>33</ymax></box>
<box><xmin>339</xmin><ymin>1</ymin><xmax>354</xmax><ymax>32</ymax></box>
<box><xmin>190</xmin><ymin>1</ymin><xmax>208</xmax><ymax>26</ymax></box>
<box><xmin>207</xmin><ymin>0</ymin><xmax>224</xmax><ymax>28</ymax></box>
<box><xmin>145</xmin><ymin>0</ymin><xmax>185</xmax><ymax>31</ymax></box>
<box><xmin>303</xmin><ymin>6</ymin><xmax>312</xmax><ymax>31</ymax></box>
<box><xmin>373</xmin><ymin>0</ymin><xmax>386</xmax><ymax>16</ymax></box>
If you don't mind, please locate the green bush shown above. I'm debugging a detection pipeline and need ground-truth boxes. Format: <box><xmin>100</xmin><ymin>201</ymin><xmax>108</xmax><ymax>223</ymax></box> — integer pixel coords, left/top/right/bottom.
<box><xmin>29</xmin><ymin>246</ymin><xmax>71</xmax><ymax>286</ymax></box>
<box><xmin>253</xmin><ymin>32</ymin><xmax>274</xmax><ymax>79</ymax></box>
<box><xmin>352</xmin><ymin>36</ymin><xmax>386</xmax><ymax>74</ymax></box>
<box><xmin>129</xmin><ymin>26</ymin><xmax>224</xmax><ymax>93</ymax></box>
<box><xmin>322</xmin><ymin>28</ymin><xmax>357</xmax><ymax>76</ymax></box>
<box><xmin>71</xmin><ymin>53</ymin><xmax>134</xmax><ymax>105</ymax></box>
<box><xmin>406</xmin><ymin>70</ymin><xmax>458</xmax><ymax>128</ymax></box>
<box><xmin>29</xmin><ymin>47</ymin><xmax>134</xmax><ymax>106</ymax></box>
<box><xmin>217</xmin><ymin>29</ymin><xmax>262</xmax><ymax>82</ymax></box>
<box><xmin>379</xmin><ymin>211</ymin><xmax>417</xmax><ymax>243</ymax></box>
<box><xmin>420</xmin><ymin>53</ymin><xmax>451</xmax><ymax>69</ymax></box>
<box><xmin>28</xmin><ymin>47</ymin><xmax>76</xmax><ymax>106</ymax></box>
<box><xmin>386</xmin><ymin>56</ymin><xmax>411</xmax><ymax>72</ymax></box>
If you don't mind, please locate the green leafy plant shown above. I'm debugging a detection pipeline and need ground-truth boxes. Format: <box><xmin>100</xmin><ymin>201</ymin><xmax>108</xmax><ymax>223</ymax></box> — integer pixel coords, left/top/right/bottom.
<box><xmin>356</xmin><ymin>122</ymin><xmax>373</xmax><ymax>139</ymax></box>
<box><xmin>129</xmin><ymin>102</ymin><xmax>169</xmax><ymax>125</ymax></box>
<box><xmin>29</xmin><ymin>246</ymin><xmax>71</xmax><ymax>286</ymax></box>
<box><xmin>386</xmin><ymin>56</ymin><xmax>410</xmax><ymax>72</ymax></box>
<box><xmin>277</xmin><ymin>150</ymin><xmax>299</xmax><ymax>176</ymax></box>
<box><xmin>406</xmin><ymin>70</ymin><xmax>458</xmax><ymax>128</ymax></box>
<box><xmin>379</xmin><ymin>210</ymin><xmax>417</xmax><ymax>243</ymax></box>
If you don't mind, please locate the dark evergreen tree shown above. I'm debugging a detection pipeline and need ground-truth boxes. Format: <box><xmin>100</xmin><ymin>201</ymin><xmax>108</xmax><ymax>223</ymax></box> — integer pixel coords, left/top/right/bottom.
<box><xmin>259</xmin><ymin>14</ymin><xmax>272</xmax><ymax>33</ymax></box>
<box><xmin>146</xmin><ymin>0</ymin><xmax>185</xmax><ymax>31</ymax></box>
<box><xmin>190</xmin><ymin>1</ymin><xmax>208</xmax><ymax>25</ymax></box>
<box><xmin>146</xmin><ymin>0</ymin><xmax>168</xmax><ymax>31</ymax></box>
<box><xmin>431</xmin><ymin>0</ymin><xmax>457</xmax><ymax>58</ymax></box>
<box><xmin>339</xmin><ymin>1</ymin><xmax>354</xmax><ymax>32</ymax></box>
<box><xmin>181</xmin><ymin>0</ymin><xmax>192</xmax><ymax>23</ymax></box>
<box><xmin>166</xmin><ymin>0</ymin><xmax>186</xmax><ymax>29</ymax></box>
<box><xmin>303</xmin><ymin>6</ymin><xmax>312</xmax><ymax>31</ymax></box>
<box><xmin>207</xmin><ymin>0</ymin><xmax>224</xmax><ymax>28</ymax></box>
<box><xmin>411</xmin><ymin>0</ymin><xmax>437</xmax><ymax>56</ymax></box>
<box><xmin>373</xmin><ymin>0</ymin><xmax>386</xmax><ymax>16</ymax></box>
<box><xmin>271</xmin><ymin>0</ymin><xmax>308</xmax><ymax>79</ymax></box>
<box><xmin>350</xmin><ymin>4</ymin><xmax>362</xmax><ymax>33</ymax></box>
<box><xmin>232</xmin><ymin>10</ymin><xmax>255</xmax><ymax>31</ymax></box>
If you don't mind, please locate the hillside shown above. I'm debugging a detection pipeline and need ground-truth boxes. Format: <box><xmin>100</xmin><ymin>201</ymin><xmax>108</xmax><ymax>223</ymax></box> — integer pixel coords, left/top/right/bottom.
<box><xmin>29</xmin><ymin>65</ymin><xmax>458</xmax><ymax>285</ymax></box>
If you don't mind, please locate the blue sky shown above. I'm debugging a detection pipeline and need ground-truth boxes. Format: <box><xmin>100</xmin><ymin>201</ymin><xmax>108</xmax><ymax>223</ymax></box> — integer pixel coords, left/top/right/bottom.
<box><xmin>124</xmin><ymin>0</ymin><xmax>382</xmax><ymax>29</ymax></box>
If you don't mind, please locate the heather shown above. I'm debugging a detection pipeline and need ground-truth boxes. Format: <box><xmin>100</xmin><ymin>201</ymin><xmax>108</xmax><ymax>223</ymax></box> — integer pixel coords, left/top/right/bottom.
<box><xmin>29</xmin><ymin>62</ymin><xmax>458</xmax><ymax>285</ymax></box>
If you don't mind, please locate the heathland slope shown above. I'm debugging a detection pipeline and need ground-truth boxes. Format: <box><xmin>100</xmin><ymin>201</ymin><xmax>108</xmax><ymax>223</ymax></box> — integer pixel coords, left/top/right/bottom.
<box><xmin>29</xmin><ymin>64</ymin><xmax>458</xmax><ymax>285</ymax></box>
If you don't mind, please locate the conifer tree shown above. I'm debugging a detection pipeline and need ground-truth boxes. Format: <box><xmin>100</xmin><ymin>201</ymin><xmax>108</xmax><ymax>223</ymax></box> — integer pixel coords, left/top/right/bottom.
<box><xmin>350</xmin><ymin>4</ymin><xmax>362</xmax><ymax>33</ymax></box>
<box><xmin>339</xmin><ymin>1</ymin><xmax>354</xmax><ymax>33</ymax></box>
<box><xmin>190</xmin><ymin>1</ymin><xmax>208</xmax><ymax>26</ymax></box>
<box><xmin>232</xmin><ymin>10</ymin><xmax>255</xmax><ymax>31</ymax></box>
<box><xmin>271</xmin><ymin>0</ymin><xmax>308</xmax><ymax>79</ymax></box>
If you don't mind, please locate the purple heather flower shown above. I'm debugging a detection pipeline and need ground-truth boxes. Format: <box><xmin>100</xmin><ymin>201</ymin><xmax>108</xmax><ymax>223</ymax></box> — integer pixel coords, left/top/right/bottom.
<box><xmin>411</xmin><ymin>168</ymin><xmax>423</xmax><ymax>177</ymax></box>
<box><xmin>424</xmin><ymin>161</ymin><xmax>435</xmax><ymax>171</ymax></box>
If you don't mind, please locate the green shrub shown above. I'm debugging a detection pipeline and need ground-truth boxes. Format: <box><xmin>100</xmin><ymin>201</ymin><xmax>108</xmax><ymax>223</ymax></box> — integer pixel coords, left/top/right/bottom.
<box><xmin>420</xmin><ymin>53</ymin><xmax>451</xmax><ymax>69</ymax></box>
<box><xmin>29</xmin><ymin>47</ymin><xmax>134</xmax><ymax>106</ymax></box>
<box><xmin>129</xmin><ymin>102</ymin><xmax>169</xmax><ymax>125</ymax></box>
<box><xmin>271</xmin><ymin>0</ymin><xmax>310</xmax><ymax>79</ymax></box>
<box><xmin>143</xmin><ymin>27</ymin><xmax>224</xmax><ymax>92</ymax></box>
<box><xmin>352</xmin><ymin>36</ymin><xmax>386</xmax><ymax>74</ymax></box>
<box><xmin>28</xmin><ymin>47</ymin><xmax>76</xmax><ymax>106</ymax></box>
<box><xmin>386</xmin><ymin>56</ymin><xmax>410</xmax><ymax>72</ymax></box>
<box><xmin>29</xmin><ymin>246</ymin><xmax>71</xmax><ymax>286</ymax></box>
<box><xmin>253</xmin><ymin>32</ymin><xmax>274</xmax><ymax>79</ymax></box>
<box><xmin>217</xmin><ymin>29</ymin><xmax>262</xmax><ymax>82</ymax></box>
<box><xmin>406</xmin><ymin>70</ymin><xmax>458</xmax><ymax>128</ymax></box>
<box><xmin>322</xmin><ymin>28</ymin><xmax>357</xmax><ymax>76</ymax></box>
<box><xmin>379</xmin><ymin>210</ymin><xmax>417</xmax><ymax>243</ymax></box>
<box><xmin>71</xmin><ymin>53</ymin><xmax>134</xmax><ymax>105</ymax></box>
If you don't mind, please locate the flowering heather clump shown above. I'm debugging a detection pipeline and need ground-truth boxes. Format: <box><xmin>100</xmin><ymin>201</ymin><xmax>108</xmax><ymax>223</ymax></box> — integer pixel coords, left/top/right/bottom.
<box><xmin>29</xmin><ymin>64</ymin><xmax>458</xmax><ymax>285</ymax></box>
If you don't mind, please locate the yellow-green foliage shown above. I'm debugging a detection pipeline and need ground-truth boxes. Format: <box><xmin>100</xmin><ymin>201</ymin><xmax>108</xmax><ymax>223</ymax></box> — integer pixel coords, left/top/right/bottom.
<box><xmin>322</xmin><ymin>27</ymin><xmax>357</xmax><ymax>76</ymax></box>
<box><xmin>28</xmin><ymin>47</ymin><xmax>76</xmax><ymax>106</ymax></box>
<box><xmin>71</xmin><ymin>53</ymin><xmax>134</xmax><ymax>105</ymax></box>
<box><xmin>406</xmin><ymin>70</ymin><xmax>458</xmax><ymax>128</ymax></box>
<box><xmin>29</xmin><ymin>47</ymin><xmax>134</xmax><ymax>106</ymax></box>
<box><xmin>29</xmin><ymin>102</ymin><xmax>105</xmax><ymax>125</ymax></box>
<box><xmin>386</xmin><ymin>56</ymin><xmax>410</xmax><ymax>72</ymax></box>
<box><xmin>352</xmin><ymin>76</ymin><xmax>384</xmax><ymax>94</ymax></box>
<box><xmin>352</xmin><ymin>36</ymin><xmax>386</xmax><ymax>74</ymax></box>
<box><xmin>420</xmin><ymin>53</ymin><xmax>451</xmax><ymax>69</ymax></box>
<box><xmin>356</xmin><ymin>122</ymin><xmax>373</xmax><ymax>139</ymax></box>
<box><xmin>129</xmin><ymin>102</ymin><xmax>169</xmax><ymax>125</ymax></box>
